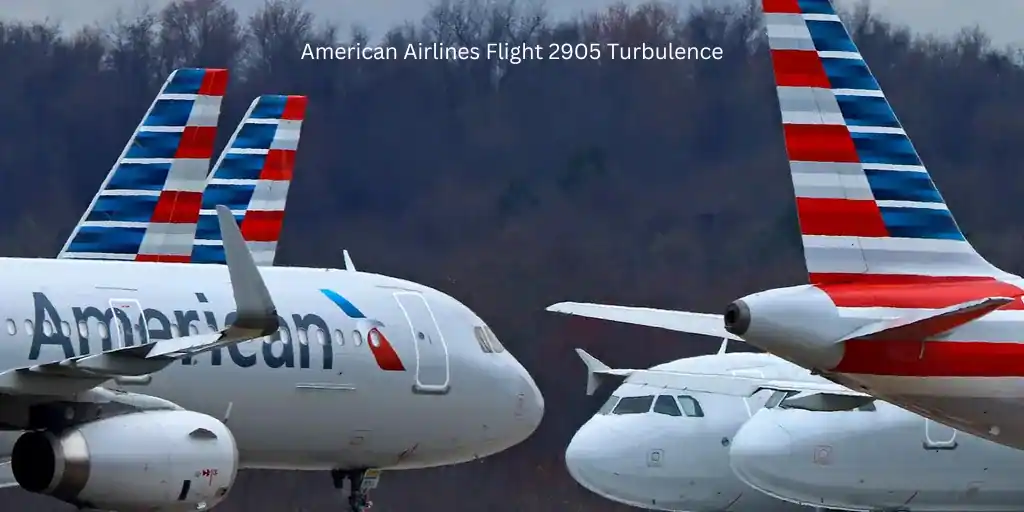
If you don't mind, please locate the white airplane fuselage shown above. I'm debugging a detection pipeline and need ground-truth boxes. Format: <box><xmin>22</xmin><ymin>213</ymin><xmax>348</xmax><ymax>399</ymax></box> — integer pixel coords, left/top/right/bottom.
<box><xmin>565</xmin><ymin>352</ymin><xmax>810</xmax><ymax>512</ymax></box>
<box><xmin>0</xmin><ymin>257</ymin><xmax>543</xmax><ymax>471</ymax></box>
<box><xmin>731</xmin><ymin>400</ymin><xmax>1024</xmax><ymax>511</ymax></box>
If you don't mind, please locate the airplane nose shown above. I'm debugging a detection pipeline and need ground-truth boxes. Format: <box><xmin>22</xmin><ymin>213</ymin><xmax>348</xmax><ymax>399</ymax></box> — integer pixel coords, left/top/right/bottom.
<box><xmin>513</xmin><ymin>360</ymin><xmax>544</xmax><ymax>436</ymax></box>
<box><xmin>729</xmin><ymin>415</ymin><xmax>792</xmax><ymax>489</ymax></box>
<box><xmin>565</xmin><ymin>421</ymin><xmax>616</xmax><ymax>494</ymax></box>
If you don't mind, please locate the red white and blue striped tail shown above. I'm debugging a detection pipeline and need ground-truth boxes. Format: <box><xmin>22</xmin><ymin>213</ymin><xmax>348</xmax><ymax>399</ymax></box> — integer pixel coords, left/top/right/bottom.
<box><xmin>761</xmin><ymin>0</ymin><xmax>1015</xmax><ymax>285</ymax></box>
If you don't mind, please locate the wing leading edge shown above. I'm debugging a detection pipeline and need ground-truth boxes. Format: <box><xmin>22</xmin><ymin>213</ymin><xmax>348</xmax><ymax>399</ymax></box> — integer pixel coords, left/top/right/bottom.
<box><xmin>0</xmin><ymin>206</ymin><xmax>280</xmax><ymax>396</ymax></box>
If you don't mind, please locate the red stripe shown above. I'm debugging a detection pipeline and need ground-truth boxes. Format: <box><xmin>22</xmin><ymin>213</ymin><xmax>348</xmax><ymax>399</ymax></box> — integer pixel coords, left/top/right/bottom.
<box><xmin>367</xmin><ymin>328</ymin><xmax>406</xmax><ymax>371</ymax></box>
<box><xmin>259</xmin><ymin>149</ymin><xmax>295</xmax><ymax>180</ymax></box>
<box><xmin>239</xmin><ymin>210</ymin><xmax>285</xmax><ymax>242</ymax></box>
<box><xmin>175</xmin><ymin>126</ymin><xmax>217</xmax><ymax>159</ymax></box>
<box><xmin>134</xmin><ymin>253</ymin><xmax>191</xmax><ymax>263</ymax></box>
<box><xmin>783</xmin><ymin>124</ymin><xmax>859</xmax><ymax>163</ymax></box>
<box><xmin>796</xmin><ymin>197</ymin><xmax>888</xmax><ymax>237</ymax></box>
<box><xmin>198</xmin><ymin>69</ymin><xmax>229</xmax><ymax>96</ymax></box>
<box><xmin>835</xmin><ymin>340</ymin><xmax>1024</xmax><ymax>377</ymax></box>
<box><xmin>816</xmin><ymin>280</ymin><xmax>1024</xmax><ymax>309</ymax></box>
<box><xmin>151</xmin><ymin>191</ymin><xmax>203</xmax><ymax>224</ymax></box>
<box><xmin>809</xmin><ymin>273</ymin><xmax>1000</xmax><ymax>285</ymax></box>
<box><xmin>282</xmin><ymin>96</ymin><xmax>307</xmax><ymax>120</ymax></box>
<box><xmin>770</xmin><ymin>49</ymin><xmax>831</xmax><ymax>88</ymax></box>
<box><xmin>762</xmin><ymin>0</ymin><xmax>801</xmax><ymax>14</ymax></box>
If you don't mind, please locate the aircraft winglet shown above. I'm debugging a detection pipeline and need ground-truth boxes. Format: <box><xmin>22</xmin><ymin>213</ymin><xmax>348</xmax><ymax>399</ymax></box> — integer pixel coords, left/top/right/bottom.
<box><xmin>548</xmin><ymin>302</ymin><xmax>742</xmax><ymax>341</ymax></box>
<box><xmin>838</xmin><ymin>296</ymin><xmax>1014</xmax><ymax>342</ymax></box>
<box><xmin>575</xmin><ymin>348</ymin><xmax>633</xmax><ymax>395</ymax></box>
<box><xmin>343</xmin><ymin>249</ymin><xmax>356</xmax><ymax>272</ymax></box>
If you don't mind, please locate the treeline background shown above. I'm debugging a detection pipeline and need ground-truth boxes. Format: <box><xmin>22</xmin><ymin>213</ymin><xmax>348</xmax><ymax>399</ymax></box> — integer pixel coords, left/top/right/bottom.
<box><xmin>2</xmin><ymin>0</ymin><xmax>1023</xmax><ymax>509</ymax></box>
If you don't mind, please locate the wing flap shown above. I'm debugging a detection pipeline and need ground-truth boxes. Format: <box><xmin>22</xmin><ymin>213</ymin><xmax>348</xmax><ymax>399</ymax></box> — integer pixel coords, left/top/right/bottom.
<box><xmin>0</xmin><ymin>206</ymin><xmax>280</xmax><ymax>395</ymax></box>
<box><xmin>547</xmin><ymin>302</ymin><xmax>741</xmax><ymax>340</ymax></box>
<box><xmin>624</xmin><ymin>369</ymin><xmax>868</xmax><ymax>398</ymax></box>
<box><xmin>839</xmin><ymin>296</ymin><xmax>1014</xmax><ymax>342</ymax></box>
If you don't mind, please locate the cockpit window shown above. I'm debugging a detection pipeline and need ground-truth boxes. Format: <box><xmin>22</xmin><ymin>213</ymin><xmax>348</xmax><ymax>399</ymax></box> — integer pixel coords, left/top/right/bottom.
<box><xmin>653</xmin><ymin>395</ymin><xmax>682</xmax><ymax>416</ymax></box>
<box><xmin>676</xmin><ymin>395</ymin><xmax>704</xmax><ymax>417</ymax></box>
<box><xmin>484</xmin><ymin>327</ymin><xmax>505</xmax><ymax>353</ymax></box>
<box><xmin>597</xmin><ymin>394</ymin><xmax>620</xmax><ymax>415</ymax></box>
<box><xmin>612</xmin><ymin>395</ymin><xmax>655</xmax><ymax>415</ymax></box>
<box><xmin>473</xmin><ymin>326</ymin><xmax>493</xmax><ymax>353</ymax></box>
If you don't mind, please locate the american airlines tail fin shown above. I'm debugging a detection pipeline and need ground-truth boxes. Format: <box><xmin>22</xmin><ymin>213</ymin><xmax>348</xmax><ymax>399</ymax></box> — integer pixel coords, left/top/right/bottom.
<box><xmin>762</xmin><ymin>0</ymin><xmax>1015</xmax><ymax>284</ymax></box>
<box><xmin>191</xmin><ymin>95</ymin><xmax>307</xmax><ymax>266</ymax></box>
<box><xmin>59</xmin><ymin>68</ymin><xmax>227</xmax><ymax>262</ymax></box>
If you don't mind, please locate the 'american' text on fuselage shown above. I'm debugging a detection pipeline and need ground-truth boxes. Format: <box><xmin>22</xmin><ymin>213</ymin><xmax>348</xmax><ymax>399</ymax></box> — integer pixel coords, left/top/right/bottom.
<box><xmin>28</xmin><ymin>292</ymin><xmax>339</xmax><ymax>370</ymax></box>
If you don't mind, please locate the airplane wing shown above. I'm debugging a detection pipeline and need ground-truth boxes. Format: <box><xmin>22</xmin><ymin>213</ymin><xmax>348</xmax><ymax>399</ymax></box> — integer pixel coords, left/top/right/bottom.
<box><xmin>0</xmin><ymin>206</ymin><xmax>280</xmax><ymax>396</ymax></box>
<box><xmin>547</xmin><ymin>302</ymin><xmax>741</xmax><ymax>340</ymax></box>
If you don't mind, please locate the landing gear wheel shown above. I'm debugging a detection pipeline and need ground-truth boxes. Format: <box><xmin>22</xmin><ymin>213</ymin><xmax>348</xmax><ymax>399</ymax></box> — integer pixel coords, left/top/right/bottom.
<box><xmin>331</xmin><ymin>468</ymin><xmax>376</xmax><ymax>512</ymax></box>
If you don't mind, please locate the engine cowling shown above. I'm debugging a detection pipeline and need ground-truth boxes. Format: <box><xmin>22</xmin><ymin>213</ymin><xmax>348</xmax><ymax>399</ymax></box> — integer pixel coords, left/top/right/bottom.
<box><xmin>11</xmin><ymin>410</ymin><xmax>237</xmax><ymax>511</ymax></box>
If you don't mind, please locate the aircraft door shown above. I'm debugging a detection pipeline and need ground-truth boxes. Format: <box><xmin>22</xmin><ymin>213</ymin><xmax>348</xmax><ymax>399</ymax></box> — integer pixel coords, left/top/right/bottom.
<box><xmin>393</xmin><ymin>292</ymin><xmax>450</xmax><ymax>395</ymax></box>
<box><xmin>108</xmin><ymin>299</ymin><xmax>148</xmax><ymax>348</ymax></box>
<box><xmin>730</xmin><ymin>369</ymin><xmax>765</xmax><ymax>417</ymax></box>
<box><xmin>923</xmin><ymin>418</ymin><xmax>957</xmax><ymax>450</ymax></box>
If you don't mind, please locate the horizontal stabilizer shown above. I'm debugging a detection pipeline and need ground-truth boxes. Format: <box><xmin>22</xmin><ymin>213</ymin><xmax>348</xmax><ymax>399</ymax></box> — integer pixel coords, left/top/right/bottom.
<box><xmin>839</xmin><ymin>296</ymin><xmax>1014</xmax><ymax>342</ymax></box>
<box><xmin>547</xmin><ymin>302</ymin><xmax>741</xmax><ymax>341</ymax></box>
<box><xmin>575</xmin><ymin>348</ymin><xmax>634</xmax><ymax>395</ymax></box>
<box><xmin>624</xmin><ymin>369</ymin><xmax>868</xmax><ymax>399</ymax></box>
<box><xmin>0</xmin><ymin>206</ymin><xmax>280</xmax><ymax>396</ymax></box>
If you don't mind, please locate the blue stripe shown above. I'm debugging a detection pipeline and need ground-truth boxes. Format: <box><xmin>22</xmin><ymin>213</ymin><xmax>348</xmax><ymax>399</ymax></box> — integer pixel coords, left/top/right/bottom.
<box><xmin>143</xmin><ymin>99</ymin><xmax>195</xmax><ymax>127</ymax></box>
<box><xmin>879</xmin><ymin>207</ymin><xmax>963</xmax><ymax>241</ymax></box>
<box><xmin>835</xmin><ymin>95</ymin><xmax>900</xmax><ymax>128</ymax></box>
<box><xmin>864</xmin><ymin>169</ymin><xmax>943</xmax><ymax>203</ymax></box>
<box><xmin>194</xmin><ymin>212</ymin><xmax>242</xmax><ymax>240</ymax></box>
<box><xmin>106</xmin><ymin>162</ymin><xmax>171</xmax><ymax>191</ymax></box>
<box><xmin>250</xmin><ymin>95</ymin><xmax>288</xmax><ymax>119</ymax></box>
<box><xmin>67</xmin><ymin>226</ymin><xmax>146</xmax><ymax>254</ymax></box>
<box><xmin>798</xmin><ymin>0</ymin><xmax>836</xmax><ymax>15</ymax></box>
<box><xmin>86</xmin><ymin>195</ymin><xmax>159</xmax><ymax>223</ymax></box>
<box><xmin>320</xmin><ymin>289</ymin><xmax>366</xmax><ymax>319</ymax></box>
<box><xmin>190</xmin><ymin>244</ymin><xmax>227</xmax><ymax>264</ymax></box>
<box><xmin>233</xmin><ymin>123</ymin><xmax>278</xmax><ymax>149</ymax></box>
<box><xmin>164</xmin><ymin>68</ymin><xmax>206</xmax><ymax>95</ymax></box>
<box><xmin>821</xmin><ymin>57</ymin><xmax>880</xmax><ymax>91</ymax></box>
<box><xmin>806</xmin><ymin>20</ymin><xmax>856</xmax><ymax>53</ymax></box>
<box><xmin>126</xmin><ymin>131</ymin><xmax>183</xmax><ymax>159</ymax></box>
<box><xmin>201</xmin><ymin>184</ymin><xmax>255</xmax><ymax>211</ymax></box>
<box><xmin>852</xmin><ymin>132</ymin><xmax>922</xmax><ymax>166</ymax></box>
<box><xmin>212</xmin><ymin>152</ymin><xmax>266</xmax><ymax>180</ymax></box>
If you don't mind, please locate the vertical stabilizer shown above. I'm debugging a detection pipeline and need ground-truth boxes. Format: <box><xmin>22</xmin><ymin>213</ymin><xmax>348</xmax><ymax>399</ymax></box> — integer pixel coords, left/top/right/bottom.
<box><xmin>761</xmin><ymin>0</ymin><xmax>1013</xmax><ymax>284</ymax></box>
<box><xmin>191</xmin><ymin>95</ymin><xmax>307</xmax><ymax>266</ymax></box>
<box><xmin>59</xmin><ymin>68</ymin><xmax>227</xmax><ymax>262</ymax></box>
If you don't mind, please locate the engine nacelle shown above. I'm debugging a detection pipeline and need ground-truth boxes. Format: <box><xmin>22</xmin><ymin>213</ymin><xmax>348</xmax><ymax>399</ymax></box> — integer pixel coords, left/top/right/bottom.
<box><xmin>723</xmin><ymin>284</ymin><xmax>867</xmax><ymax>370</ymax></box>
<box><xmin>11</xmin><ymin>410</ymin><xmax>237</xmax><ymax>511</ymax></box>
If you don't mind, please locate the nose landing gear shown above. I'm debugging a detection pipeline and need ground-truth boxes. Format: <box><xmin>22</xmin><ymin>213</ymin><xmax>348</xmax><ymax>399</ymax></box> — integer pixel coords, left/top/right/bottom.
<box><xmin>331</xmin><ymin>468</ymin><xmax>381</xmax><ymax>511</ymax></box>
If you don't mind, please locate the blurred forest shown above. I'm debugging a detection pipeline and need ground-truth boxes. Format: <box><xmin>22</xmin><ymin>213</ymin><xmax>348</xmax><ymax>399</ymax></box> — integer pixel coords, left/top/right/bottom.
<box><xmin>2</xmin><ymin>0</ymin><xmax>1024</xmax><ymax>509</ymax></box>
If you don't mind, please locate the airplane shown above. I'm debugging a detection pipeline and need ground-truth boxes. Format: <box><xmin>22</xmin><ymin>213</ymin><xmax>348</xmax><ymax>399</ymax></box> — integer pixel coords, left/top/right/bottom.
<box><xmin>731</xmin><ymin>395</ymin><xmax>1024</xmax><ymax>511</ymax></box>
<box><xmin>0</xmin><ymin>70</ymin><xmax>543</xmax><ymax>512</ymax></box>
<box><xmin>547</xmin><ymin>0</ymin><xmax>1024</xmax><ymax>451</ymax></box>
<box><xmin>564</xmin><ymin>345</ymin><xmax>814</xmax><ymax>512</ymax></box>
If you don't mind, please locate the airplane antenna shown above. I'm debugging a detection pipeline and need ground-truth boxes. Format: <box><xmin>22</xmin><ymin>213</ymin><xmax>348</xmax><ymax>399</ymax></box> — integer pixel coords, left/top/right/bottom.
<box><xmin>717</xmin><ymin>338</ymin><xmax>728</xmax><ymax>354</ymax></box>
<box><xmin>343</xmin><ymin>249</ymin><xmax>357</xmax><ymax>272</ymax></box>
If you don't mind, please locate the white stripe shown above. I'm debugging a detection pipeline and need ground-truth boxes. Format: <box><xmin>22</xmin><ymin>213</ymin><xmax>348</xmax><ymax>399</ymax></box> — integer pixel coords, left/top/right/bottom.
<box><xmin>846</xmin><ymin>126</ymin><xmax>905</xmax><ymax>135</ymax></box>
<box><xmin>60</xmin><ymin>252</ymin><xmax>136</xmax><ymax>260</ymax></box>
<box><xmin>80</xmin><ymin>221</ymin><xmax>148</xmax><ymax>229</ymax></box>
<box><xmin>874</xmin><ymin>200</ymin><xmax>948</xmax><ymax>210</ymax></box>
<box><xmin>833</xmin><ymin>89</ymin><xmax>885</xmax><ymax>97</ymax></box>
<box><xmin>137</xmin><ymin>126</ymin><xmax>186</xmax><ymax>133</ymax></box>
<box><xmin>99</xmin><ymin>190</ymin><xmax>160</xmax><ymax>197</ymax></box>
<box><xmin>157</xmin><ymin>93</ymin><xmax>200</xmax><ymax>101</ymax></box>
<box><xmin>803</xmin><ymin>13</ymin><xmax>841</xmax><ymax>22</ymax></box>
<box><xmin>119</xmin><ymin>158</ymin><xmax>175</xmax><ymax>165</ymax></box>
<box><xmin>803</xmin><ymin>235</ymin><xmax>977</xmax><ymax>253</ymax></box>
<box><xmin>225</xmin><ymin>148</ymin><xmax>270</xmax><ymax>155</ymax></box>
<box><xmin>860</xmin><ymin>163</ymin><xmax>927</xmax><ymax>173</ymax></box>
<box><xmin>246</xmin><ymin>118</ymin><xmax>282</xmax><ymax>125</ymax></box>
<box><xmin>838</xmin><ymin>307</ymin><xmax>1024</xmax><ymax>320</ymax></box>
<box><xmin>818</xmin><ymin>51</ymin><xmax>860</xmax><ymax>60</ymax></box>
<box><xmin>193</xmin><ymin>239</ymin><xmax>224</xmax><ymax>246</ymax></box>
<box><xmin>208</xmin><ymin>179</ymin><xmax>259</xmax><ymax>186</ymax></box>
<box><xmin>850</xmin><ymin>375</ymin><xmax>1024</xmax><ymax>399</ymax></box>
<box><xmin>199</xmin><ymin>209</ymin><xmax>245</xmax><ymax>216</ymax></box>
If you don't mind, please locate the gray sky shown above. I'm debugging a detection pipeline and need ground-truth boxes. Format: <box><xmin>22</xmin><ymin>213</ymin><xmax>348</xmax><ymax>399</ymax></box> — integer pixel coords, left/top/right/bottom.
<box><xmin>10</xmin><ymin>0</ymin><xmax>1024</xmax><ymax>48</ymax></box>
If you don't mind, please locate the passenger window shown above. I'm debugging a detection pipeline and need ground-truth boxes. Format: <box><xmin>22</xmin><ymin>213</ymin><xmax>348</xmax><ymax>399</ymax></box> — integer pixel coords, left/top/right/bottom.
<box><xmin>23</xmin><ymin>320</ymin><xmax>33</xmax><ymax>334</ymax></box>
<box><xmin>653</xmin><ymin>395</ymin><xmax>682</xmax><ymax>416</ymax></box>
<box><xmin>315</xmin><ymin>328</ymin><xmax>327</xmax><ymax>346</ymax></box>
<box><xmin>484</xmin><ymin>327</ymin><xmax>505</xmax><ymax>353</ymax></box>
<box><xmin>78</xmin><ymin>321</ymin><xmax>88</xmax><ymax>338</ymax></box>
<box><xmin>5</xmin><ymin>319</ymin><xmax>15</xmax><ymax>336</ymax></box>
<box><xmin>334</xmin><ymin>329</ymin><xmax>345</xmax><ymax>346</ymax></box>
<box><xmin>188</xmin><ymin>324</ymin><xmax>199</xmax><ymax>336</ymax></box>
<box><xmin>60</xmin><ymin>321</ymin><xmax>70</xmax><ymax>338</ymax></box>
<box><xmin>169</xmin><ymin>323</ymin><xmax>179</xmax><ymax>338</ymax></box>
<box><xmin>677</xmin><ymin>395</ymin><xmax>705</xmax><ymax>417</ymax></box>
<box><xmin>352</xmin><ymin>330</ymin><xmax>362</xmax><ymax>346</ymax></box>
<box><xmin>473</xmin><ymin>326</ymin><xmax>492</xmax><ymax>353</ymax></box>
<box><xmin>597</xmin><ymin>394</ymin><xmax>620</xmax><ymax>415</ymax></box>
<box><xmin>42</xmin><ymin>320</ymin><xmax>53</xmax><ymax>336</ymax></box>
<box><xmin>612</xmin><ymin>395</ymin><xmax>655</xmax><ymax>415</ymax></box>
<box><xmin>279</xmin><ymin>328</ymin><xmax>291</xmax><ymax>344</ymax></box>
<box><xmin>97</xmin><ymin>322</ymin><xmax>108</xmax><ymax>339</ymax></box>
<box><xmin>297</xmin><ymin>328</ymin><xmax>308</xmax><ymax>345</ymax></box>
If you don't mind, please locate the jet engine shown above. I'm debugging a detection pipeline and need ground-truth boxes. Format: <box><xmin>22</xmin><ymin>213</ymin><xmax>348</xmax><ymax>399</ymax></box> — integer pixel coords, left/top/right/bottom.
<box><xmin>10</xmin><ymin>409</ymin><xmax>237</xmax><ymax>511</ymax></box>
